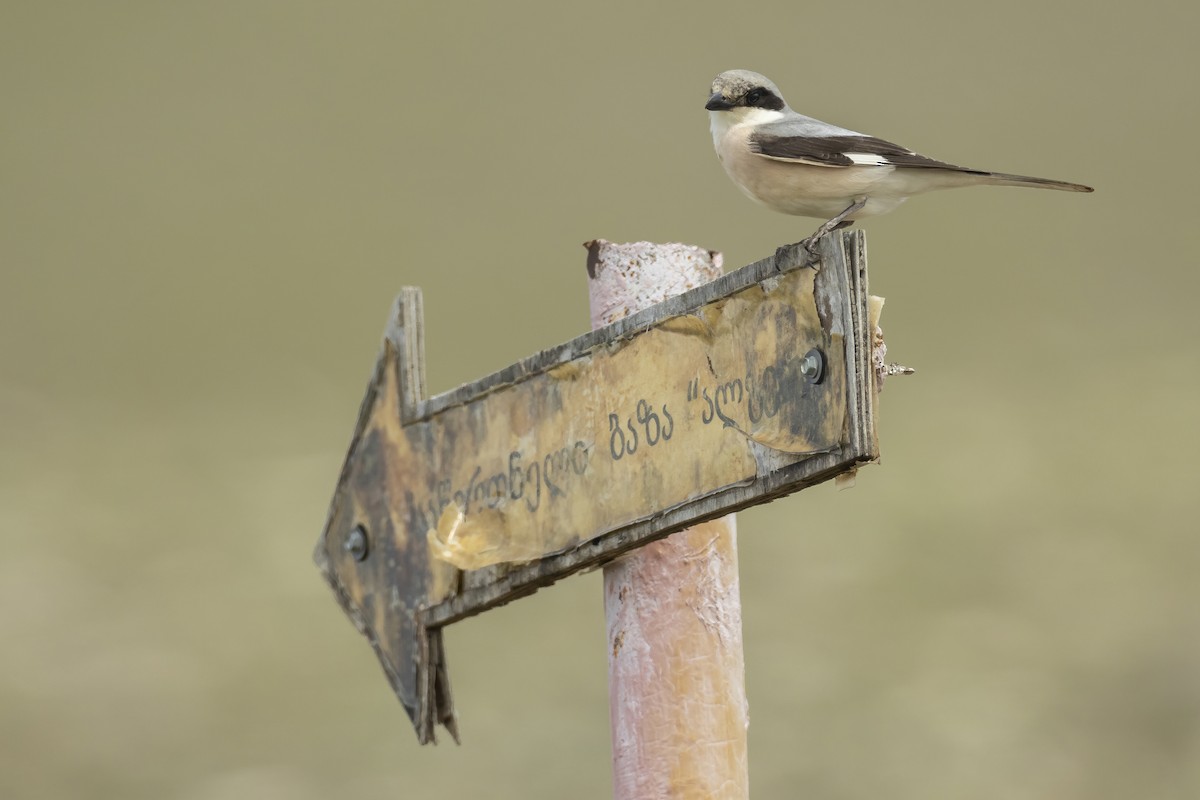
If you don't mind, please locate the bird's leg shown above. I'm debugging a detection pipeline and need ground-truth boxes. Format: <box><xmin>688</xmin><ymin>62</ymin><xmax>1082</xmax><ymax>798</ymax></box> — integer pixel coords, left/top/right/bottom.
<box><xmin>799</xmin><ymin>197</ymin><xmax>868</xmax><ymax>261</ymax></box>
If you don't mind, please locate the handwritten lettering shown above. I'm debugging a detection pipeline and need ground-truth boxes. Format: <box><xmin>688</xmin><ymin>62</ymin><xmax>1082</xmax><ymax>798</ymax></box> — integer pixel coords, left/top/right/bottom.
<box><xmin>609</xmin><ymin>399</ymin><xmax>675</xmax><ymax>461</ymax></box>
<box><xmin>415</xmin><ymin>440</ymin><xmax>592</xmax><ymax>531</ymax></box>
<box><xmin>688</xmin><ymin>354</ymin><xmax>803</xmax><ymax>430</ymax></box>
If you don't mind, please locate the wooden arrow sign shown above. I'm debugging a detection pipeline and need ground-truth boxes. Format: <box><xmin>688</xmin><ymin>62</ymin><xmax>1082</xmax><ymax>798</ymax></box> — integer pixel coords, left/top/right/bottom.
<box><xmin>315</xmin><ymin>232</ymin><xmax>879</xmax><ymax>743</ymax></box>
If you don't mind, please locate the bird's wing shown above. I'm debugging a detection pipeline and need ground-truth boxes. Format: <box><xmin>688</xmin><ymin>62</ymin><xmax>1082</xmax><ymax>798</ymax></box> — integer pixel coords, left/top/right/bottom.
<box><xmin>750</xmin><ymin>124</ymin><xmax>985</xmax><ymax>173</ymax></box>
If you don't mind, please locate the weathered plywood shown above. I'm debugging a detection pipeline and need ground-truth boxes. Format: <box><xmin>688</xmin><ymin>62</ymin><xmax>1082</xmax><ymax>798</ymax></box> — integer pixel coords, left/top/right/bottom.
<box><xmin>314</xmin><ymin>231</ymin><xmax>879</xmax><ymax>743</ymax></box>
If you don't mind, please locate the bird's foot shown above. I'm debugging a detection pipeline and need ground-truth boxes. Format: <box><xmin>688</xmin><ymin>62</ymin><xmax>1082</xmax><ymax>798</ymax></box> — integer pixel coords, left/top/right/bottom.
<box><xmin>795</xmin><ymin>199</ymin><xmax>866</xmax><ymax>265</ymax></box>
<box><xmin>797</xmin><ymin>235</ymin><xmax>823</xmax><ymax>264</ymax></box>
<box><xmin>796</xmin><ymin>221</ymin><xmax>854</xmax><ymax>264</ymax></box>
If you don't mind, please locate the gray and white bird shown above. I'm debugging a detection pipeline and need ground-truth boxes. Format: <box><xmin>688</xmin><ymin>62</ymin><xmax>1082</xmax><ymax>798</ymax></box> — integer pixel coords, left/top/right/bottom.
<box><xmin>706</xmin><ymin>69</ymin><xmax>1092</xmax><ymax>251</ymax></box>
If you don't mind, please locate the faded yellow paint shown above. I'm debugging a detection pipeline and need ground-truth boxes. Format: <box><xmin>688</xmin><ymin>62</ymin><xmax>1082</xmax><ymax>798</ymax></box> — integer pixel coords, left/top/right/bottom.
<box><xmin>414</xmin><ymin>266</ymin><xmax>843</xmax><ymax>570</ymax></box>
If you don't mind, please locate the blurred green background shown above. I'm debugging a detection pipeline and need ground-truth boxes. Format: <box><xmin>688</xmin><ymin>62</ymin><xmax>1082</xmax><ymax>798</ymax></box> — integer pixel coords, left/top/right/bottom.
<box><xmin>3</xmin><ymin>1</ymin><xmax>1197</xmax><ymax>798</ymax></box>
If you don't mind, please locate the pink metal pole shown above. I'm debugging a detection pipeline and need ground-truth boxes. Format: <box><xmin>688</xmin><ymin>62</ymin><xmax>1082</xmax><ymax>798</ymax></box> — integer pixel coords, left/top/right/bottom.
<box><xmin>586</xmin><ymin>240</ymin><xmax>750</xmax><ymax>800</ymax></box>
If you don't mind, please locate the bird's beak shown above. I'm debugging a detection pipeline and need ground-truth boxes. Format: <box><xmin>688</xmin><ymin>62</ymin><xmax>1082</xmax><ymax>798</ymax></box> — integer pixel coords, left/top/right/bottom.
<box><xmin>705</xmin><ymin>92</ymin><xmax>735</xmax><ymax>111</ymax></box>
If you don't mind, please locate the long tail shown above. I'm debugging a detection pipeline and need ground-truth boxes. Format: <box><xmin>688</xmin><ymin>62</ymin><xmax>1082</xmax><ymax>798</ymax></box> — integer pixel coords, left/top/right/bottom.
<box><xmin>981</xmin><ymin>171</ymin><xmax>1093</xmax><ymax>192</ymax></box>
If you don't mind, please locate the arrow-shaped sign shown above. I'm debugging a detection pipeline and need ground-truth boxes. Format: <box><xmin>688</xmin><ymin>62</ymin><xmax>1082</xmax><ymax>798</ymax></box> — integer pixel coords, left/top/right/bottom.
<box><xmin>315</xmin><ymin>233</ymin><xmax>879</xmax><ymax>743</ymax></box>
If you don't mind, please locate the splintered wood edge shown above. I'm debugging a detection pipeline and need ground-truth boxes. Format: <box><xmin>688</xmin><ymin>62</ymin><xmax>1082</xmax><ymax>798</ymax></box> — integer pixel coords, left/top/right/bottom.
<box><xmin>396</xmin><ymin>288</ymin><xmax>427</xmax><ymax>423</ymax></box>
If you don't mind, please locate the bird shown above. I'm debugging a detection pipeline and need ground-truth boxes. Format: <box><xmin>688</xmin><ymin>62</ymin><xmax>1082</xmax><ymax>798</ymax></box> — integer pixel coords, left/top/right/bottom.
<box><xmin>705</xmin><ymin>69</ymin><xmax>1092</xmax><ymax>255</ymax></box>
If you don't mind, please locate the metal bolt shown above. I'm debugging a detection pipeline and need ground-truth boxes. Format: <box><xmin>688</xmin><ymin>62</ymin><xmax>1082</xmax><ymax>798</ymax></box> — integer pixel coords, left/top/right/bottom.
<box><xmin>800</xmin><ymin>348</ymin><xmax>825</xmax><ymax>384</ymax></box>
<box><xmin>345</xmin><ymin>524</ymin><xmax>369</xmax><ymax>561</ymax></box>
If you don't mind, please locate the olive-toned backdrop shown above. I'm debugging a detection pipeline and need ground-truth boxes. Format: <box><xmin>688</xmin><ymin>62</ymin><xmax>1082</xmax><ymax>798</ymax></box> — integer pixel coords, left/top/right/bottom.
<box><xmin>3</xmin><ymin>2</ymin><xmax>1197</xmax><ymax>798</ymax></box>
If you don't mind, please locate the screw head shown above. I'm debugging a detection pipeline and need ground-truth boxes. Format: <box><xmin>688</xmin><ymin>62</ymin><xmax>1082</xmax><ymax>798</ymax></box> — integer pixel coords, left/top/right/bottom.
<box><xmin>800</xmin><ymin>348</ymin><xmax>826</xmax><ymax>384</ymax></box>
<box><xmin>344</xmin><ymin>525</ymin><xmax>369</xmax><ymax>561</ymax></box>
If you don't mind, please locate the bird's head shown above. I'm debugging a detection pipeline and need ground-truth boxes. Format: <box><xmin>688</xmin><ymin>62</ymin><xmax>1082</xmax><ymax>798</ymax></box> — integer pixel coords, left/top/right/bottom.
<box><xmin>706</xmin><ymin>70</ymin><xmax>788</xmax><ymax>123</ymax></box>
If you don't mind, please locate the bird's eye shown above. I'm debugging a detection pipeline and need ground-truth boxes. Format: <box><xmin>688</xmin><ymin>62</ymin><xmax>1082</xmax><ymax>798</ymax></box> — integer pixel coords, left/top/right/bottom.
<box><xmin>745</xmin><ymin>89</ymin><xmax>764</xmax><ymax>106</ymax></box>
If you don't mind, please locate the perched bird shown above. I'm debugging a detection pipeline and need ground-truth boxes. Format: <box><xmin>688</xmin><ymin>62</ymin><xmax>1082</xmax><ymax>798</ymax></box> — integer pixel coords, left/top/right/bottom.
<box><xmin>705</xmin><ymin>69</ymin><xmax>1092</xmax><ymax>253</ymax></box>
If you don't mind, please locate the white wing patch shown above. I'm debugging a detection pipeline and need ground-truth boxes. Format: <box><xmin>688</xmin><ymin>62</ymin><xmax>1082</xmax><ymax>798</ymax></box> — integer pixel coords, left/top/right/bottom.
<box><xmin>845</xmin><ymin>152</ymin><xmax>893</xmax><ymax>166</ymax></box>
